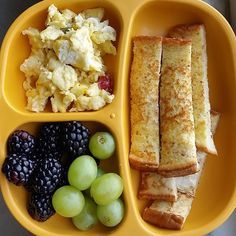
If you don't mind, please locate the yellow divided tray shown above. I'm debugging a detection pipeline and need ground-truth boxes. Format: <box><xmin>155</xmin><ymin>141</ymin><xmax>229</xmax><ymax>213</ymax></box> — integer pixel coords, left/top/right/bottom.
<box><xmin>0</xmin><ymin>0</ymin><xmax>236</xmax><ymax>235</ymax></box>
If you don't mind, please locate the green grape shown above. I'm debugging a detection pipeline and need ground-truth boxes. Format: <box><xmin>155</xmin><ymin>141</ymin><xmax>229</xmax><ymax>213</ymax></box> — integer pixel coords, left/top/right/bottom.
<box><xmin>52</xmin><ymin>185</ymin><xmax>85</xmax><ymax>217</ymax></box>
<box><xmin>97</xmin><ymin>167</ymin><xmax>106</xmax><ymax>177</ymax></box>
<box><xmin>84</xmin><ymin>167</ymin><xmax>106</xmax><ymax>197</ymax></box>
<box><xmin>89</xmin><ymin>132</ymin><xmax>115</xmax><ymax>160</ymax></box>
<box><xmin>97</xmin><ymin>198</ymin><xmax>124</xmax><ymax>227</ymax></box>
<box><xmin>68</xmin><ymin>155</ymin><xmax>97</xmax><ymax>191</ymax></box>
<box><xmin>72</xmin><ymin>196</ymin><xmax>98</xmax><ymax>231</ymax></box>
<box><xmin>90</xmin><ymin>173</ymin><xmax>123</xmax><ymax>205</ymax></box>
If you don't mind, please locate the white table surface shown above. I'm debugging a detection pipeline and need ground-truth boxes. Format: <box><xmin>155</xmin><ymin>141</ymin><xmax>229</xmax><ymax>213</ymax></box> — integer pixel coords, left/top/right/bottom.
<box><xmin>0</xmin><ymin>0</ymin><xmax>235</xmax><ymax>235</ymax></box>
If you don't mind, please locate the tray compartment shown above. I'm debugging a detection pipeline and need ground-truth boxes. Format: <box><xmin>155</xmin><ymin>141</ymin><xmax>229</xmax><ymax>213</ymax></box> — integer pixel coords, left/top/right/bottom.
<box><xmin>125</xmin><ymin>0</ymin><xmax>236</xmax><ymax>235</ymax></box>
<box><xmin>1</xmin><ymin>0</ymin><xmax>123</xmax><ymax>114</ymax></box>
<box><xmin>0</xmin><ymin>120</ymin><xmax>129</xmax><ymax>236</ymax></box>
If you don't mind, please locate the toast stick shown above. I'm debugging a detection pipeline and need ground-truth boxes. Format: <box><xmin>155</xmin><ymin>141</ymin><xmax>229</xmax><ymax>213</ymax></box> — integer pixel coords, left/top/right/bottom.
<box><xmin>129</xmin><ymin>36</ymin><xmax>162</xmax><ymax>171</ymax></box>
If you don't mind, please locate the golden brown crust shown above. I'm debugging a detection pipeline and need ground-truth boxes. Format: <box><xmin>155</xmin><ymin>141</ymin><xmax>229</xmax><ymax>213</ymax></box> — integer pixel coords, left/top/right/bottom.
<box><xmin>142</xmin><ymin>207</ymin><xmax>184</xmax><ymax>230</ymax></box>
<box><xmin>129</xmin><ymin>156</ymin><xmax>159</xmax><ymax>172</ymax></box>
<box><xmin>197</xmin><ymin>111</ymin><xmax>220</xmax><ymax>154</ymax></box>
<box><xmin>197</xmin><ymin>145</ymin><xmax>217</xmax><ymax>155</ymax></box>
<box><xmin>158</xmin><ymin>163</ymin><xmax>198</xmax><ymax>177</ymax></box>
<box><xmin>163</xmin><ymin>37</ymin><xmax>191</xmax><ymax>45</ymax></box>
<box><xmin>133</xmin><ymin>35</ymin><xmax>162</xmax><ymax>43</ymax></box>
<box><xmin>167</xmin><ymin>24</ymin><xmax>203</xmax><ymax>37</ymax></box>
<box><xmin>138</xmin><ymin>193</ymin><xmax>176</xmax><ymax>202</ymax></box>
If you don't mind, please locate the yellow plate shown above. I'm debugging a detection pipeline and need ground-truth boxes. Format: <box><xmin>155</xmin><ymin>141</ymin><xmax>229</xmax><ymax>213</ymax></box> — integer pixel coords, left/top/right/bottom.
<box><xmin>0</xmin><ymin>0</ymin><xmax>236</xmax><ymax>235</ymax></box>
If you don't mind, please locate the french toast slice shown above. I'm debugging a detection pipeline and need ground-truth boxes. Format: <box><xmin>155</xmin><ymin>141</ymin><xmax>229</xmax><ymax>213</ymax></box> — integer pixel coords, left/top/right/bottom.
<box><xmin>129</xmin><ymin>36</ymin><xmax>162</xmax><ymax>171</ymax></box>
<box><xmin>168</xmin><ymin>24</ymin><xmax>217</xmax><ymax>155</ymax></box>
<box><xmin>143</xmin><ymin>112</ymin><xmax>220</xmax><ymax>230</ymax></box>
<box><xmin>138</xmin><ymin>149</ymin><xmax>203</xmax><ymax>202</ymax></box>
<box><xmin>158</xmin><ymin>38</ymin><xmax>197</xmax><ymax>177</ymax></box>
<box><xmin>143</xmin><ymin>193</ymin><xmax>191</xmax><ymax>230</ymax></box>
<box><xmin>138</xmin><ymin>172</ymin><xmax>177</xmax><ymax>202</ymax></box>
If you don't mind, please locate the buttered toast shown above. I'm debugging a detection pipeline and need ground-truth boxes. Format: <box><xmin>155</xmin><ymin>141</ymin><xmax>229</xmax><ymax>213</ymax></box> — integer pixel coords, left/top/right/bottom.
<box><xmin>143</xmin><ymin>112</ymin><xmax>220</xmax><ymax>230</ymax></box>
<box><xmin>129</xmin><ymin>36</ymin><xmax>162</xmax><ymax>171</ymax></box>
<box><xmin>158</xmin><ymin>38</ymin><xmax>197</xmax><ymax>177</ymax></box>
<box><xmin>168</xmin><ymin>24</ymin><xmax>217</xmax><ymax>155</ymax></box>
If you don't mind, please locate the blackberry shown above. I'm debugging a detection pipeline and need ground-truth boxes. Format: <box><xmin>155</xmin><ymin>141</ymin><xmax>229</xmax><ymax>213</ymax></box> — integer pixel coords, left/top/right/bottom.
<box><xmin>37</xmin><ymin>123</ymin><xmax>63</xmax><ymax>160</ymax></box>
<box><xmin>2</xmin><ymin>154</ymin><xmax>36</xmax><ymax>186</ymax></box>
<box><xmin>29</xmin><ymin>153</ymin><xmax>40</xmax><ymax>163</ymax></box>
<box><xmin>8</xmin><ymin>130</ymin><xmax>36</xmax><ymax>155</ymax></box>
<box><xmin>56</xmin><ymin>166</ymin><xmax>69</xmax><ymax>188</ymax></box>
<box><xmin>62</xmin><ymin>121</ymin><xmax>90</xmax><ymax>158</ymax></box>
<box><xmin>39</xmin><ymin>123</ymin><xmax>62</xmax><ymax>137</ymax></box>
<box><xmin>28</xmin><ymin>193</ymin><xmax>55</xmax><ymax>221</ymax></box>
<box><xmin>25</xmin><ymin>180</ymin><xmax>34</xmax><ymax>192</ymax></box>
<box><xmin>32</xmin><ymin>157</ymin><xmax>62</xmax><ymax>194</ymax></box>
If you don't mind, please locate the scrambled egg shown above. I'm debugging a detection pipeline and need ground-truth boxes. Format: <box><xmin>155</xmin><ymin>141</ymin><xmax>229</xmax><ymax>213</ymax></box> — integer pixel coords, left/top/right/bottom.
<box><xmin>20</xmin><ymin>5</ymin><xmax>116</xmax><ymax>112</ymax></box>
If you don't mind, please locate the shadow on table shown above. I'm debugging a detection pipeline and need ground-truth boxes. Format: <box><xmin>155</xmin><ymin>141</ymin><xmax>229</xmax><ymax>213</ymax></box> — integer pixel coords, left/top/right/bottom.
<box><xmin>0</xmin><ymin>192</ymin><xmax>31</xmax><ymax>236</ymax></box>
<box><xmin>0</xmin><ymin>0</ymin><xmax>40</xmax><ymax>43</ymax></box>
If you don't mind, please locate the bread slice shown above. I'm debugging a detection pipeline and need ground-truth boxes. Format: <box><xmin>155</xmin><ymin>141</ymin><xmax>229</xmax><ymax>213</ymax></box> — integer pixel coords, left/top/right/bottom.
<box><xmin>143</xmin><ymin>193</ymin><xmax>191</xmax><ymax>230</ymax></box>
<box><xmin>142</xmin><ymin>112</ymin><xmax>220</xmax><ymax>230</ymax></box>
<box><xmin>158</xmin><ymin>38</ymin><xmax>197</xmax><ymax>177</ymax></box>
<box><xmin>138</xmin><ymin>147</ymin><xmax>203</xmax><ymax>202</ymax></box>
<box><xmin>138</xmin><ymin>172</ymin><xmax>177</xmax><ymax>202</ymax></box>
<box><xmin>168</xmin><ymin>24</ymin><xmax>217</xmax><ymax>155</ymax></box>
<box><xmin>129</xmin><ymin>36</ymin><xmax>162</xmax><ymax>171</ymax></box>
<box><xmin>176</xmin><ymin>110</ymin><xmax>220</xmax><ymax>196</ymax></box>
<box><xmin>138</xmin><ymin>146</ymin><xmax>204</xmax><ymax>202</ymax></box>
<box><xmin>175</xmin><ymin>151</ymin><xmax>206</xmax><ymax>196</ymax></box>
